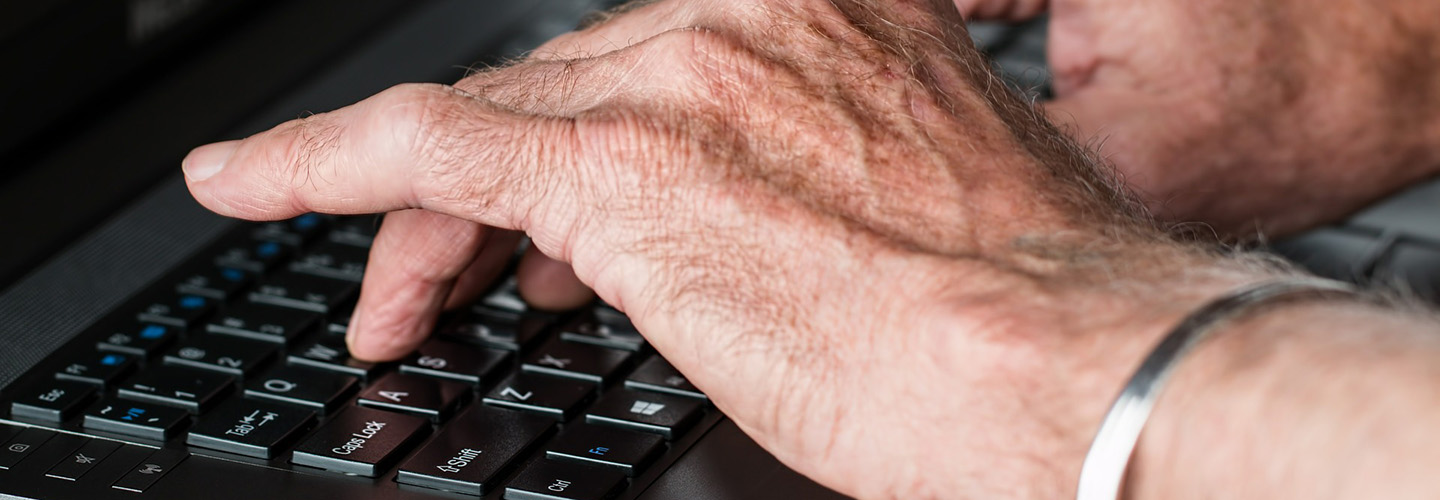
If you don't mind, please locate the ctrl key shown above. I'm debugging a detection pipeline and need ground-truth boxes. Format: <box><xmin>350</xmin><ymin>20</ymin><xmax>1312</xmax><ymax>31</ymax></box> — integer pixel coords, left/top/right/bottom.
<box><xmin>504</xmin><ymin>460</ymin><xmax>626</xmax><ymax>500</ymax></box>
<box><xmin>290</xmin><ymin>406</ymin><xmax>428</xmax><ymax>477</ymax></box>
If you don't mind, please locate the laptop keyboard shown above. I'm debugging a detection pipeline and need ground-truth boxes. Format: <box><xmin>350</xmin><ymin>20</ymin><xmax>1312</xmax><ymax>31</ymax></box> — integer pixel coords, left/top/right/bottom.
<box><xmin>1</xmin><ymin>214</ymin><xmax>716</xmax><ymax>499</ymax></box>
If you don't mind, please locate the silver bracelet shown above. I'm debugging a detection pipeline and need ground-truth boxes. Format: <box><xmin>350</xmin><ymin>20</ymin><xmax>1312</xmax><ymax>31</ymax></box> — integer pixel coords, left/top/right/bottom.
<box><xmin>1075</xmin><ymin>277</ymin><xmax>1359</xmax><ymax>500</ymax></box>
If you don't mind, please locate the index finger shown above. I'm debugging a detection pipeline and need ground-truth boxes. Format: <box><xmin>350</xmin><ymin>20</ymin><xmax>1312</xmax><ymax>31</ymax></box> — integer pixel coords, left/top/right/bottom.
<box><xmin>183</xmin><ymin>83</ymin><xmax>577</xmax><ymax>233</ymax></box>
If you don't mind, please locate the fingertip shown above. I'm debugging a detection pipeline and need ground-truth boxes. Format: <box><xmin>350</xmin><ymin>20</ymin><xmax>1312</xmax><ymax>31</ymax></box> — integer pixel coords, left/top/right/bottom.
<box><xmin>182</xmin><ymin>140</ymin><xmax>241</xmax><ymax>183</ymax></box>
<box><xmin>516</xmin><ymin>248</ymin><xmax>594</xmax><ymax>311</ymax></box>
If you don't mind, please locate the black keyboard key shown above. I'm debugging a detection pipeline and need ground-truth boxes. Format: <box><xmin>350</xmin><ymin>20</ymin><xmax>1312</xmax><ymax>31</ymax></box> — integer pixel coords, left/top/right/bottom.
<box><xmin>400</xmin><ymin>338</ymin><xmax>511</xmax><ymax>387</ymax></box>
<box><xmin>248</xmin><ymin>272</ymin><xmax>357</xmax><ymax>314</ymax></box>
<box><xmin>504</xmin><ymin>460</ymin><xmax>626</xmax><ymax>500</ymax></box>
<box><xmin>290</xmin><ymin>406</ymin><xmax>429</xmax><ymax>477</ymax></box>
<box><xmin>215</xmin><ymin>238</ymin><xmax>290</xmax><ymax>273</ymax></box>
<box><xmin>176</xmin><ymin>266</ymin><xmax>252</xmax><ymax>300</ymax></box>
<box><xmin>327</xmin><ymin>304</ymin><xmax>354</xmax><ymax>334</ymax></box>
<box><xmin>624</xmin><ymin>356</ymin><xmax>706</xmax><ymax>400</ymax></box>
<box><xmin>0</xmin><ymin>427</ymin><xmax>55</xmax><ymax>470</ymax></box>
<box><xmin>56</xmin><ymin>351</ymin><xmax>137</xmax><ymax>387</ymax></box>
<box><xmin>357</xmin><ymin>373</ymin><xmax>469</xmax><ymax>422</ymax></box>
<box><xmin>252</xmin><ymin>213</ymin><xmax>327</xmax><ymax>247</ymax></box>
<box><xmin>117</xmin><ymin>366</ymin><xmax>233</xmax><ymax>413</ymax></box>
<box><xmin>244</xmin><ymin>365</ymin><xmax>357</xmax><ymax>414</ymax></box>
<box><xmin>289</xmin><ymin>241</ymin><xmax>369</xmax><ymax>282</ymax></box>
<box><xmin>522</xmin><ymin>339</ymin><xmax>635</xmax><ymax>385</ymax></box>
<box><xmin>585</xmin><ymin>390</ymin><xmax>701</xmax><ymax>439</ymax></box>
<box><xmin>482</xmin><ymin>373</ymin><xmax>592</xmax><ymax>420</ymax></box>
<box><xmin>45</xmin><ymin>438</ymin><xmax>123</xmax><ymax>481</ymax></box>
<box><xmin>84</xmin><ymin>399</ymin><xmax>190</xmax><ymax>441</ymax></box>
<box><xmin>288</xmin><ymin>335</ymin><xmax>383</xmax><ymax>380</ymax></box>
<box><xmin>546</xmin><ymin>424</ymin><xmax>664</xmax><ymax>476</ymax></box>
<box><xmin>558</xmin><ymin>309</ymin><xmax>646</xmax><ymax>352</ymax></box>
<box><xmin>397</xmin><ymin>406</ymin><xmax>555</xmax><ymax>496</ymax></box>
<box><xmin>186</xmin><ymin>400</ymin><xmax>315</xmax><ymax>459</ymax></box>
<box><xmin>163</xmin><ymin>336</ymin><xmax>277</xmax><ymax>377</ymax></box>
<box><xmin>206</xmin><ymin>302</ymin><xmax>319</xmax><ymax>345</ymax></box>
<box><xmin>327</xmin><ymin>216</ymin><xmax>379</xmax><ymax>248</ymax></box>
<box><xmin>136</xmin><ymin>293</ymin><xmax>214</xmax><ymax>329</ymax></box>
<box><xmin>97</xmin><ymin>322</ymin><xmax>177</xmax><ymax>359</ymax></box>
<box><xmin>442</xmin><ymin>307</ymin><xmax>549</xmax><ymax>351</ymax></box>
<box><xmin>10</xmin><ymin>380</ymin><xmax>97</xmax><ymax>422</ymax></box>
<box><xmin>111</xmin><ymin>448</ymin><xmax>187</xmax><ymax>493</ymax></box>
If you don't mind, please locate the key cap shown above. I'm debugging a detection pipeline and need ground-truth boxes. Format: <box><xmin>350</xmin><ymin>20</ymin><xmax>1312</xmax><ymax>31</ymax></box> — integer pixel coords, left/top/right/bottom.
<box><xmin>442</xmin><ymin>307</ymin><xmax>549</xmax><ymax>351</ymax></box>
<box><xmin>164</xmin><ymin>336</ymin><xmax>277</xmax><ymax>377</ymax></box>
<box><xmin>558</xmin><ymin>309</ymin><xmax>646</xmax><ymax>352</ymax></box>
<box><xmin>205</xmin><ymin>301</ymin><xmax>320</xmax><ymax>345</ymax></box>
<box><xmin>546</xmin><ymin>423</ymin><xmax>664</xmax><ymax>476</ymax></box>
<box><xmin>504</xmin><ymin>459</ymin><xmax>626</xmax><ymax>500</ymax></box>
<box><xmin>19</xmin><ymin>432</ymin><xmax>87</xmax><ymax>471</ymax></box>
<box><xmin>247</xmin><ymin>272</ymin><xmax>357</xmax><ymax>314</ymax></box>
<box><xmin>176</xmin><ymin>265</ymin><xmax>252</xmax><ymax>300</ymax></box>
<box><xmin>400</xmin><ymin>338</ymin><xmax>511</xmax><ymax>387</ymax></box>
<box><xmin>10</xmin><ymin>380</ymin><xmax>97</xmax><ymax>422</ymax></box>
<box><xmin>327</xmin><ymin>304</ymin><xmax>354</xmax><ymax>334</ymax></box>
<box><xmin>357</xmin><ymin>373</ymin><xmax>469</xmax><ymax>422</ymax></box>
<box><xmin>84</xmin><ymin>399</ymin><xmax>190</xmax><ymax>441</ymax></box>
<box><xmin>290</xmin><ymin>406</ymin><xmax>429</xmax><ymax>477</ymax></box>
<box><xmin>396</xmin><ymin>406</ymin><xmax>555</xmax><ymax>496</ymax></box>
<box><xmin>288</xmin><ymin>241</ymin><xmax>368</xmax><ymax>282</ymax></box>
<box><xmin>0</xmin><ymin>427</ymin><xmax>55</xmax><ymax>470</ymax></box>
<box><xmin>111</xmin><ymin>448</ymin><xmax>187</xmax><ymax>493</ymax></box>
<box><xmin>522</xmin><ymin>339</ymin><xmax>635</xmax><ymax>385</ymax></box>
<box><xmin>624</xmin><ymin>356</ymin><xmax>706</xmax><ymax>400</ymax></box>
<box><xmin>585</xmin><ymin>390</ymin><xmax>701</xmax><ymax>439</ymax></box>
<box><xmin>136</xmin><ymin>293</ymin><xmax>214</xmax><ymax>329</ymax></box>
<box><xmin>117</xmin><ymin>366</ymin><xmax>233</xmax><ymax>413</ymax></box>
<box><xmin>56</xmin><ymin>351</ymin><xmax>137</xmax><ymax>387</ymax></box>
<box><xmin>187</xmin><ymin>400</ymin><xmax>315</xmax><ymax>459</ymax></box>
<box><xmin>252</xmin><ymin>213</ymin><xmax>327</xmax><ymax>247</ymax></box>
<box><xmin>97</xmin><ymin>322</ymin><xmax>177</xmax><ymax>359</ymax></box>
<box><xmin>215</xmin><ymin>238</ymin><xmax>289</xmax><ymax>273</ymax></box>
<box><xmin>45</xmin><ymin>438</ymin><xmax>123</xmax><ymax>481</ymax></box>
<box><xmin>327</xmin><ymin>216</ymin><xmax>379</xmax><ymax>248</ymax></box>
<box><xmin>482</xmin><ymin>373</ymin><xmax>593</xmax><ymax>420</ymax></box>
<box><xmin>288</xmin><ymin>335</ymin><xmax>383</xmax><ymax>380</ymax></box>
<box><xmin>244</xmin><ymin>365</ymin><xmax>357</xmax><ymax>414</ymax></box>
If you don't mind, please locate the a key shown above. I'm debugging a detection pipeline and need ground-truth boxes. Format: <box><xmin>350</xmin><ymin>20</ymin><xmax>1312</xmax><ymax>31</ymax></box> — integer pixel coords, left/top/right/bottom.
<box><xmin>186</xmin><ymin>399</ymin><xmax>315</xmax><ymax>459</ymax></box>
<box><xmin>136</xmin><ymin>292</ymin><xmax>214</xmax><ymax>329</ymax></box>
<box><xmin>97</xmin><ymin>322</ymin><xmax>177</xmax><ymax>359</ymax></box>
<box><xmin>585</xmin><ymin>390</ymin><xmax>701</xmax><ymax>439</ymax></box>
<box><xmin>205</xmin><ymin>301</ymin><xmax>319</xmax><ymax>345</ymax></box>
<box><xmin>624</xmin><ymin>356</ymin><xmax>707</xmax><ymax>400</ymax></box>
<box><xmin>251</xmin><ymin>213</ymin><xmax>327</xmax><ymax>247</ymax></box>
<box><xmin>214</xmin><ymin>238</ymin><xmax>289</xmax><ymax>273</ymax></box>
<box><xmin>521</xmin><ymin>339</ymin><xmax>635</xmax><ymax>385</ymax></box>
<box><xmin>396</xmin><ymin>406</ymin><xmax>555</xmax><ymax>496</ymax></box>
<box><xmin>290</xmin><ymin>406</ymin><xmax>429</xmax><ymax>477</ymax></box>
<box><xmin>84</xmin><ymin>398</ymin><xmax>190</xmax><ymax>441</ymax></box>
<box><xmin>327</xmin><ymin>216</ymin><xmax>379</xmax><ymax>248</ymax></box>
<box><xmin>45</xmin><ymin>438</ymin><xmax>123</xmax><ymax>481</ymax></box>
<box><xmin>546</xmin><ymin>423</ymin><xmax>665</xmax><ymax>476</ymax></box>
<box><xmin>441</xmin><ymin>307</ymin><xmax>549</xmax><ymax>351</ymax></box>
<box><xmin>558</xmin><ymin>309</ymin><xmax>646</xmax><ymax>352</ymax></box>
<box><xmin>243</xmin><ymin>365</ymin><xmax>357</xmax><ymax>414</ymax></box>
<box><xmin>287</xmin><ymin>335</ymin><xmax>383</xmax><ymax>380</ymax></box>
<box><xmin>247</xmin><ymin>272</ymin><xmax>357</xmax><ymax>314</ymax></box>
<box><xmin>482</xmin><ymin>373</ymin><xmax>593</xmax><ymax>420</ymax></box>
<box><xmin>117</xmin><ymin>366</ymin><xmax>233</xmax><ymax>413</ymax></box>
<box><xmin>0</xmin><ymin>427</ymin><xmax>55</xmax><ymax>470</ymax></box>
<box><xmin>357</xmin><ymin>373</ymin><xmax>470</xmax><ymax>422</ymax></box>
<box><xmin>504</xmin><ymin>459</ymin><xmax>626</xmax><ymax>500</ymax></box>
<box><xmin>55</xmin><ymin>351</ymin><xmax>137</xmax><ymax>387</ymax></box>
<box><xmin>163</xmin><ymin>336</ymin><xmax>277</xmax><ymax>377</ymax></box>
<box><xmin>400</xmin><ymin>338</ymin><xmax>511</xmax><ymax>387</ymax></box>
<box><xmin>175</xmin><ymin>265</ymin><xmax>252</xmax><ymax>300</ymax></box>
<box><xmin>111</xmin><ymin>448</ymin><xmax>187</xmax><ymax>493</ymax></box>
<box><xmin>288</xmin><ymin>241</ymin><xmax>368</xmax><ymax>282</ymax></box>
<box><xmin>10</xmin><ymin>380</ymin><xmax>96</xmax><ymax>422</ymax></box>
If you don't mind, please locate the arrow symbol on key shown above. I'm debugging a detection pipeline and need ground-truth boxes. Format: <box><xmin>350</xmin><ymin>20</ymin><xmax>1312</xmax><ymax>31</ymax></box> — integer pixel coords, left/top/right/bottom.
<box><xmin>241</xmin><ymin>410</ymin><xmax>260</xmax><ymax>424</ymax></box>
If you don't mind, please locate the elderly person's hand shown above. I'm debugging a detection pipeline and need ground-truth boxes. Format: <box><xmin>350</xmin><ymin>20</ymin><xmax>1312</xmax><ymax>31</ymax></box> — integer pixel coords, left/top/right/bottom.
<box><xmin>183</xmin><ymin>0</ymin><xmax>1440</xmax><ymax>498</ymax></box>
<box><xmin>962</xmin><ymin>0</ymin><xmax>1440</xmax><ymax>236</ymax></box>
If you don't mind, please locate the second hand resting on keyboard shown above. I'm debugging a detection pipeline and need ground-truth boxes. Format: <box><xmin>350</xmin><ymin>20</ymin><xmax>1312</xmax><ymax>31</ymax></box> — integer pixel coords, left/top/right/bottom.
<box><xmin>181</xmin><ymin>0</ymin><xmax>1440</xmax><ymax>499</ymax></box>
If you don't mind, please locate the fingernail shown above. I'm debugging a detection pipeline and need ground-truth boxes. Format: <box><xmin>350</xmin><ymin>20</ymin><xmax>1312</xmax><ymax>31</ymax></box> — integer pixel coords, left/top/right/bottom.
<box><xmin>182</xmin><ymin>140</ymin><xmax>240</xmax><ymax>181</ymax></box>
<box><xmin>345</xmin><ymin>313</ymin><xmax>361</xmax><ymax>350</ymax></box>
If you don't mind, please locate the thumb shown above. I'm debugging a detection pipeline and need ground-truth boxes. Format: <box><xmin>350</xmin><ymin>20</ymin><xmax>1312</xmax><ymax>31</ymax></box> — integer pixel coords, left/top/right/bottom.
<box><xmin>953</xmin><ymin>0</ymin><xmax>1049</xmax><ymax>21</ymax></box>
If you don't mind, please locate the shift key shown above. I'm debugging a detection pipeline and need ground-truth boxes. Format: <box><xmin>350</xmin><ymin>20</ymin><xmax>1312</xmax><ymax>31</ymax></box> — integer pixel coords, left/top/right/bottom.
<box><xmin>396</xmin><ymin>406</ymin><xmax>554</xmax><ymax>495</ymax></box>
<box><xmin>290</xmin><ymin>406</ymin><xmax>428</xmax><ymax>477</ymax></box>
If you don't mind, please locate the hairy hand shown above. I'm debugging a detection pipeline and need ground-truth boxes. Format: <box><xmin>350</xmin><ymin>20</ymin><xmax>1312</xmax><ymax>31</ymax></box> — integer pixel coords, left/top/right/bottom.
<box><xmin>184</xmin><ymin>0</ymin><xmax>1264</xmax><ymax>497</ymax></box>
<box><xmin>962</xmin><ymin>0</ymin><xmax>1440</xmax><ymax>236</ymax></box>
